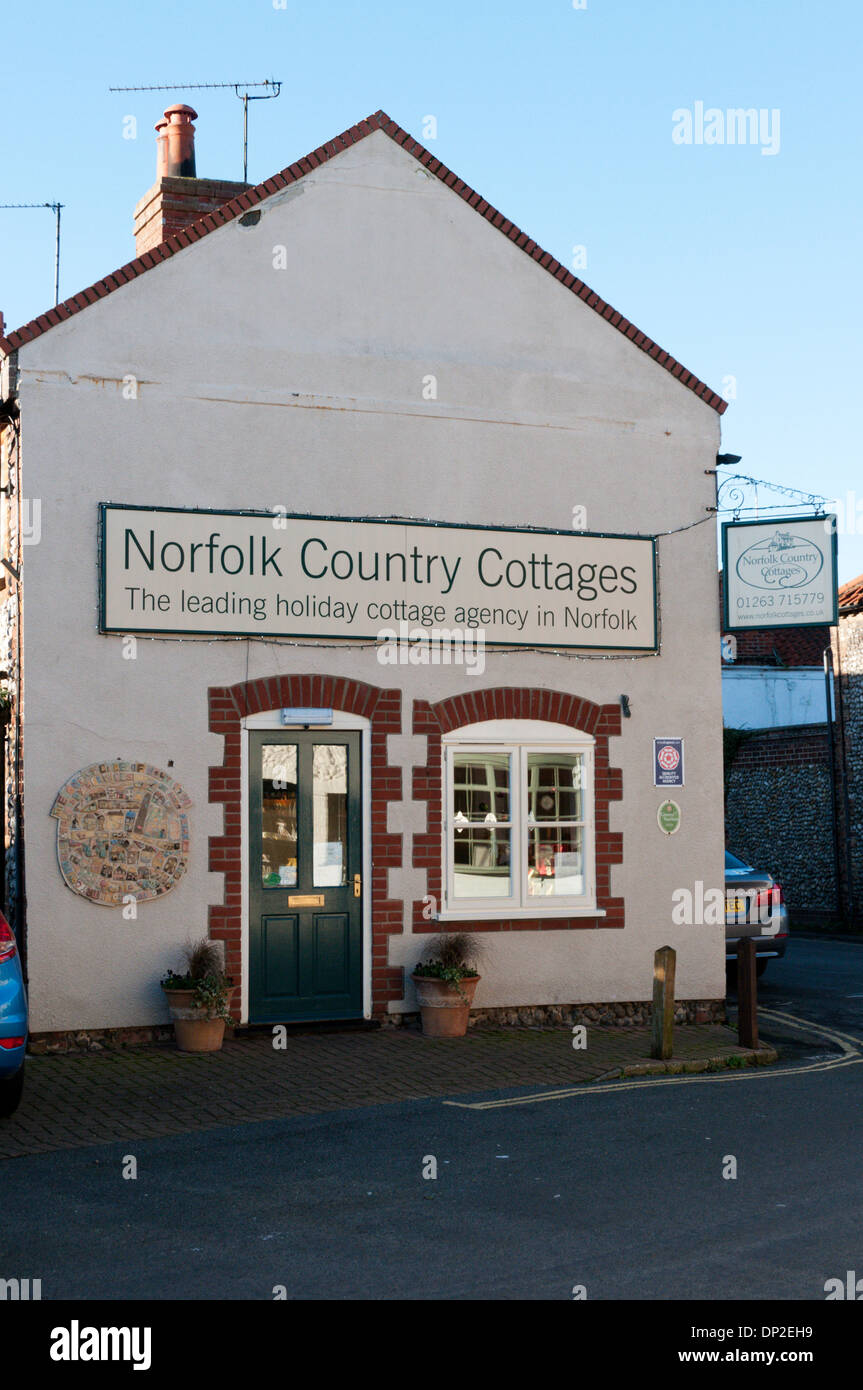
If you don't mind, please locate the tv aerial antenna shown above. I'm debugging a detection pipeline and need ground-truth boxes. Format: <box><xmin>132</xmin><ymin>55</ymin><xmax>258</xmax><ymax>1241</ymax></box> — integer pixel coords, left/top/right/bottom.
<box><xmin>0</xmin><ymin>202</ymin><xmax>64</xmax><ymax>306</ymax></box>
<box><xmin>109</xmin><ymin>80</ymin><xmax>282</xmax><ymax>183</ymax></box>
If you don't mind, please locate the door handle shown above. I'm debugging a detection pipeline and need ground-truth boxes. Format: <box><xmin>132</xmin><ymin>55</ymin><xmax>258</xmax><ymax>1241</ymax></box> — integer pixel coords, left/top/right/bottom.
<box><xmin>353</xmin><ymin>873</ymin><xmax>361</xmax><ymax>898</ymax></box>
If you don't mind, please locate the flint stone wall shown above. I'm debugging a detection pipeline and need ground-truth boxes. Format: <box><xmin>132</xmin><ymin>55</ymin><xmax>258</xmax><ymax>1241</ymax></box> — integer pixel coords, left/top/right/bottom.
<box><xmin>836</xmin><ymin>613</ymin><xmax>863</xmax><ymax>912</ymax></box>
<box><xmin>725</xmin><ymin>723</ymin><xmax>838</xmax><ymax>918</ymax></box>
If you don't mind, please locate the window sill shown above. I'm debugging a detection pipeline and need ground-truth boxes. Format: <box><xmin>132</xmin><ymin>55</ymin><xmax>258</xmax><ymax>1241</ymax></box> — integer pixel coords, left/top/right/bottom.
<box><xmin>435</xmin><ymin>906</ymin><xmax>605</xmax><ymax>922</ymax></box>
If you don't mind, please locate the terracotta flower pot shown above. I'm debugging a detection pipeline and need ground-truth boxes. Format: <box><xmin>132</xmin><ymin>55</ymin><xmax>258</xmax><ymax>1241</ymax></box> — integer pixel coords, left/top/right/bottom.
<box><xmin>412</xmin><ymin>973</ymin><xmax>480</xmax><ymax>1038</ymax></box>
<box><xmin>162</xmin><ymin>985</ymin><xmax>234</xmax><ymax>1053</ymax></box>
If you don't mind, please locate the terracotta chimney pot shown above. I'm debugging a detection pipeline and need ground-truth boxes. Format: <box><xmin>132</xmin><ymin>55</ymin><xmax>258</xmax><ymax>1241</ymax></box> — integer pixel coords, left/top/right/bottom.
<box><xmin>154</xmin><ymin>118</ymin><xmax>168</xmax><ymax>180</ymax></box>
<box><xmin>163</xmin><ymin>103</ymin><xmax>198</xmax><ymax>178</ymax></box>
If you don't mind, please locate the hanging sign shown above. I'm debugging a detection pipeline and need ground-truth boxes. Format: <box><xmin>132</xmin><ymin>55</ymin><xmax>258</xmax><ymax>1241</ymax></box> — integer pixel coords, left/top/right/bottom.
<box><xmin>722</xmin><ymin>515</ymin><xmax>837</xmax><ymax>632</ymax></box>
<box><xmin>657</xmin><ymin>799</ymin><xmax>681</xmax><ymax>835</ymax></box>
<box><xmin>99</xmin><ymin>504</ymin><xmax>658</xmax><ymax>651</ymax></box>
<box><xmin>654</xmin><ymin>737</ymin><xmax>684</xmax><ymax>787</ymax></box>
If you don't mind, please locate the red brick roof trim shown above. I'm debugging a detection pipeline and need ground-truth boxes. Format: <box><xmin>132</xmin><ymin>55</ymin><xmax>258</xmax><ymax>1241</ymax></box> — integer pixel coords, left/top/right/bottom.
<box><xmin>0</xmin><ymin>110</ymin><xmax>727</xmax><ymax>414</ymax></box>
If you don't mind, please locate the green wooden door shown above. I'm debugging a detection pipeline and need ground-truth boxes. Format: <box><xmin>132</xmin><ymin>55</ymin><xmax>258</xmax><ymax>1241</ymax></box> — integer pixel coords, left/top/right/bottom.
<box><xmin>249</xmin><ymin>730</ymin><xmax>363</xmax><ymax>1022</ymax></box>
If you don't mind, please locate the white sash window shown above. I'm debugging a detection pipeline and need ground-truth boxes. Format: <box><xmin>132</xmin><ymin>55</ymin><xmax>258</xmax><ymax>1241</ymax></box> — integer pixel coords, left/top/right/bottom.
<box><xmin>440</xmin><ymin>720</ymin><xmax>599</xmax><ymax>920</ymax></box>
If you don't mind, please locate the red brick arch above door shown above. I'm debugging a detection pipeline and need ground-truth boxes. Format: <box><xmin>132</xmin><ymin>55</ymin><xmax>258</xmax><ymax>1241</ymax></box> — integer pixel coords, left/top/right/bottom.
<box><xmin>207</xmin><ymin>675</ymin><xmax>404</xmax><ymax>1017</ymax></box>
<box><xmin>412</xmin><ymin>686</ymin><xmax>624</xmax><ymax>932</ymax></box>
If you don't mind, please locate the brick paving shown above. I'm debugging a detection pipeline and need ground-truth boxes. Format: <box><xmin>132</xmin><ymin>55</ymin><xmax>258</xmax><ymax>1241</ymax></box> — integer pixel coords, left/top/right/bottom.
<box><xmin>0</xmin><ymin>1021</ymin><xmax>771</xmax><ymax>1161</ymax></box>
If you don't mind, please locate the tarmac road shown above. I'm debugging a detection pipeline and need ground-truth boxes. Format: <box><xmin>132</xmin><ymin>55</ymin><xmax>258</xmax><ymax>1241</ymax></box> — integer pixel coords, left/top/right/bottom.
<box><xmin>2</xmin><ymin>937</ymin><xmax>862</xmax><ymax>1301</ymax></box>
<box><xmin>751</xmin><ymin>934</ymin><xmax>863</xmax><ymax>1038</ymax></box>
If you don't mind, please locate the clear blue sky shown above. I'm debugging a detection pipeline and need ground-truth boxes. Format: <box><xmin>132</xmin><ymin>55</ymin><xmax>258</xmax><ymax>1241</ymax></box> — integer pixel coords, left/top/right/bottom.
<box><xmin>2</xmin><ymin>0</ymin><xmax>861</xmax><ymax>580</ymax></box>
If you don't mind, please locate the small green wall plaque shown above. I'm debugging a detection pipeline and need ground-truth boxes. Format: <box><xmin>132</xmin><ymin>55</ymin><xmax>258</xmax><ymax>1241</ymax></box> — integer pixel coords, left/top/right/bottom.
<box><xmin>657</xmin><ymin>799</ymin><xmax>681</xmax><ymax>835</ymax></box>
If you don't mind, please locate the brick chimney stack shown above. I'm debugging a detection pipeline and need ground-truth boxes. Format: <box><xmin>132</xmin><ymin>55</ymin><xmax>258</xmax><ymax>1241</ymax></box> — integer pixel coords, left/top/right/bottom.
<box><xmin>133</xmin><ymin>104</ymin><xmax>249</xmax><ymax>256</ymax></box>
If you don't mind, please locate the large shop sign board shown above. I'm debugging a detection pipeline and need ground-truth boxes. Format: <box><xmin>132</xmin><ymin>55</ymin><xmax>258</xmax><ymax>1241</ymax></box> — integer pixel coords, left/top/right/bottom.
<box><xmin>100</xmin><ymin>505</ymin><xmax>658</xmax><ymax>651</ymax></box>
<box><xmin>722</xmin><ymin>515</ymin><xmax>838</xmax><ymax>632</ymax></box>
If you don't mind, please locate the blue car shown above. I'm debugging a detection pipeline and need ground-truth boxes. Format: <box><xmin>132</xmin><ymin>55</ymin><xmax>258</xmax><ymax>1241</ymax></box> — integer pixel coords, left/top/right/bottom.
<box><xmin>0</xmin><ymin>910</ymin><xmax>27</xmax><ymax>1117</ymax></box>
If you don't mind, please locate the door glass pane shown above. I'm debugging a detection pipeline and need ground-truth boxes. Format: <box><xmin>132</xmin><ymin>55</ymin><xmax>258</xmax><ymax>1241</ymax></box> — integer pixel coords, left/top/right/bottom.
<box><xmin>527</xmin><ymin>825</ymin><xmax>584</xmax><ymax>897</ymax></box>
<box><xmin>528</xmin><ymin>753</ymin><xmax>584</xmax><ymax>822</ymax></box>
<box><xmin>261</xmin><ymin>745</ymin><xmax>298</xmax><ymax>887</ymax></box>
<box><xmin>313</xmin><ymin>744</ymin><xmax>347</xmax><ymax>886</ymax></box>
<box><xmin>452</xmin><ymin>753</ymin><xmax>512</xmax><ymax>898</ymax></box>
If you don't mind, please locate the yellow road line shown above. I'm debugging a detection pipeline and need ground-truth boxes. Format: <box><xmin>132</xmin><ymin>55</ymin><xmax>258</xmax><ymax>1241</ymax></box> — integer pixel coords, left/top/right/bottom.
<box><xmin>442</xmin><ymin>1009</ymin><xmax>863</xmax><ymax>1110</ymax></box>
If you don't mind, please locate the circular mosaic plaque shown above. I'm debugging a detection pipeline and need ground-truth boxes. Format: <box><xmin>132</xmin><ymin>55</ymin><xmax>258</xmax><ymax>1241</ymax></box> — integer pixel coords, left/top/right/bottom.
<box><xmin>50</xmin><ymin>761</ymin><xmax>191</xmax><ymax>907</ymax></box>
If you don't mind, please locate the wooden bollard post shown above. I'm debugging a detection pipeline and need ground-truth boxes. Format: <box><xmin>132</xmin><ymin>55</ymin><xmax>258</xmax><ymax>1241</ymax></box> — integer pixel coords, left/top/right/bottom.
<box><xmin>737</xmin><ymin>938</ymin><xmax>758</xmax><ymax>1048</ymax></box>
<box><xmin>650</xmin><ymin>945</ymin><xmax>676</xmax><ymax>1060</ymax></box>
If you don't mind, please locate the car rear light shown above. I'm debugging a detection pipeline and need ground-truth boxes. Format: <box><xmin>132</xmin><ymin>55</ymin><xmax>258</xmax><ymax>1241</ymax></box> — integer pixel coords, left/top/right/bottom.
<box><xmin>755</xmin><ymin>884</ymin><xmax>784</xmax><ymax>910</ymax></box>
<box><xmin>0</xmin><ymin>913</ymin><xmax>17</xmax><ymax>963</ymax></box>
<box><xmin>0</xmin><ymin>1037</ymin><xmax>24</xmax><ymax>1049</ymax></box>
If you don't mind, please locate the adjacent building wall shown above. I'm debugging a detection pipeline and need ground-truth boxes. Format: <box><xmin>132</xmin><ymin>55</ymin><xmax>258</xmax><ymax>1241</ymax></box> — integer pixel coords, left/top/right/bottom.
<box><xmin>0</xmin><ymin>408</ymin><xmax>23</xmax><ymax>940</ymax></box>
<box><xmin>724</xmin><ymin>723</ymin><xmax>839</xmax><ymax>922</ymax></box>
<box><xmin>722</xmin><ymin>666</ymin><xmax>830</xmax><ymax>730</ymax></box>
<box><xmin>835</xmin><ymin>611</ymin><xmax>863</xmax><ymax>916</ymax></box>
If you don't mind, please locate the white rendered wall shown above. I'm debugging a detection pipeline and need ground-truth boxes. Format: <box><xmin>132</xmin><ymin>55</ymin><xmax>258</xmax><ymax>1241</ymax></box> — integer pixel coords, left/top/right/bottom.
<box><xmin>722</xmin><ymin>665</ymin><xmax>830</xmax><ymax>730</ymax></box>
<box><xmin>13</xmin><ymin>129</ymin><xmax>724</xmax><ymax>1030</ymax></box>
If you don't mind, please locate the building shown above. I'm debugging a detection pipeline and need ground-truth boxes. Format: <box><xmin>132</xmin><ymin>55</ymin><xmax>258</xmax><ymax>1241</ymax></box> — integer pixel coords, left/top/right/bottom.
<box><xmin>720</xmin><ymin>572</ymin><xmax>836</xmax><ymax>919</ymax></box>
<box><xmin>834</xmin><ymin>573</ymin><xmax>863</xmax><ymax>919</ymax></box>
<box><xmin>0</xmin><ymin>108</ymin><xmax>729</xmax><ymax>1041</ymax></box>
<box><xmin>722</xmin><ymin>567</ymin><xmax>862</xmax><ymax>928</ymax></box>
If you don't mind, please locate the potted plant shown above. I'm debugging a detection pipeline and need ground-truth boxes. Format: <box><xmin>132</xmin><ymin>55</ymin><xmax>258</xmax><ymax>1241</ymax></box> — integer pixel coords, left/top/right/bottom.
<box><xmin>161</xmin><ymin>938</ymin><xmax>235</xmax><ymax>1053</ymax></box>
<box><xmin>412</xmin><ymin>932</ymin><xmax>482</xmax><ymax>1038</ymax></box>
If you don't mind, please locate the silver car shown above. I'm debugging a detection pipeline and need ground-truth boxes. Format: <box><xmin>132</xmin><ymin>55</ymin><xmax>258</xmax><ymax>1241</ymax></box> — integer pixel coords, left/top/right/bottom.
<box><xmin>725</xmin><ymin>850</ymin><xmax>789</xmax><ymax>976</ymax></box>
